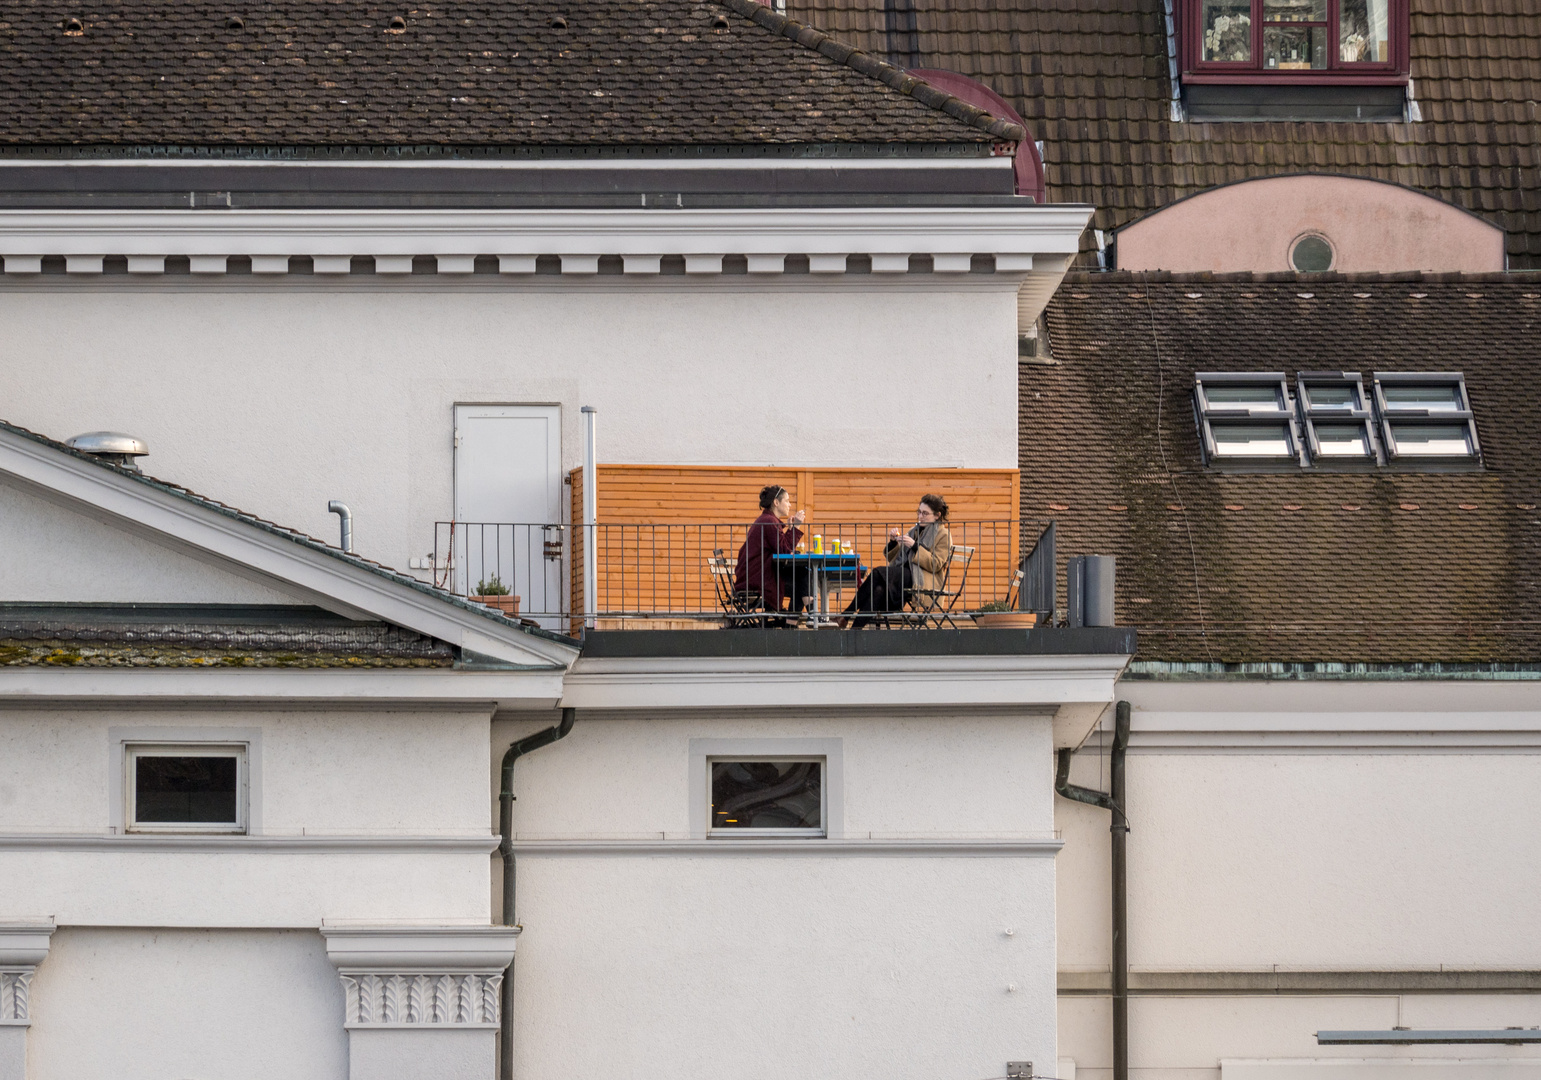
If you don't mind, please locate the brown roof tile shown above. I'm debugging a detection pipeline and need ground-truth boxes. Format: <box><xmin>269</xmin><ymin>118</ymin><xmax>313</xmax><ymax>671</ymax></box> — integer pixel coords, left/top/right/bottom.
<box><xmin>787</xmin><ymin>0</ymin><xmax>1541</xmax><ymax>266</ymax></box>
<box><xmin>1021</xmin><ymin>271</ymin><xmax>1541</xmax><ymax>664</ymax></box>
<box><xmin>0</xmin><ymin>0</ymin><xmax>1018</xmax><ymax>149</ymax></box>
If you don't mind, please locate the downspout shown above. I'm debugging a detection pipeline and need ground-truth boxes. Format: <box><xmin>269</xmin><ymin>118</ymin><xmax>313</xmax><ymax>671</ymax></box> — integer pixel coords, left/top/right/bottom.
<box><xmin>498</xmin><ymin>707</ymin><xmax>576</xmax><ymax>1080</ymax></box>
<box><xmin>1054</xmin><ymin>700</ymin><xmax>1131</xmax><ymax>1080</ymax></box>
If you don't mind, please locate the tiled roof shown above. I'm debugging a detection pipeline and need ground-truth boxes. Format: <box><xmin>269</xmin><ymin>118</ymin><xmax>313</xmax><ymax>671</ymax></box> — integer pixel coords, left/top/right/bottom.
<box><xmin>786</xmin><ymin>0</ymin><xmax>1541</xmax><ymax>267</ymax></box>
<box><xmin>0</xmin><ymin>0</ymin><xmax>1018</xmax><ymax>148</ymax></box>
<box><xmin>1020</xmin><ymin>271</ymin><xmax>1541</xmax><ymax>664</ymax></box>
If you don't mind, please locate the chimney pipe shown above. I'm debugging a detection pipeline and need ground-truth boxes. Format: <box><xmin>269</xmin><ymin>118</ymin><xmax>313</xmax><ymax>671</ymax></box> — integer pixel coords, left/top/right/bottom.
<box><xmin>327</xmin><ymin>501</ymin><xmax>353</xmax><ymax>553</ymax></box>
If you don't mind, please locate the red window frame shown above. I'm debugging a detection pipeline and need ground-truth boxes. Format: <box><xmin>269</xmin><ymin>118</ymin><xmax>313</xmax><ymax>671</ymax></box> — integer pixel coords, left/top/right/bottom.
<box><xmin>1179</xmin><ymin>0</ymin><xmax>1409</xmax><ymax>84</ymax></box>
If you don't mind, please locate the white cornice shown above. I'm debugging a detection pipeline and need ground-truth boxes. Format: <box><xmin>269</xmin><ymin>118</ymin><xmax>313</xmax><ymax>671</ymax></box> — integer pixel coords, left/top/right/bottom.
<box><xmin>0</xmin><ymin>667</ymin><xmax>564</xmax><ymax>709</ymax></box>
<box><xmin>0</xmin><ymin>424</ymin><xmax>578</xmax><ymax>671</ymax></box>
<box><xmin>0</xmin><ymin>205</ymin><xmax>1092</xmax><ymax>262</ymax></box>
<box><xmin>510</xmin><ymin>837</ymin><xmax>1064</xmax><ymax>857</ymax></box>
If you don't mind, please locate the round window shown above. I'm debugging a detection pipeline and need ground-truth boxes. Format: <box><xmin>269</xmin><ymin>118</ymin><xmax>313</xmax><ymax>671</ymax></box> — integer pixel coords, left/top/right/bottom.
<box><xmin>1290</xmin><ymin>234</ymin><xmax>1335</xmax><ymax>272</ymax></box>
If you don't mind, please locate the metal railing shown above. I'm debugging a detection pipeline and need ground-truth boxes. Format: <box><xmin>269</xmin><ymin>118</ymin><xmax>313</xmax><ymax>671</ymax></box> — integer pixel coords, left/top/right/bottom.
<box><xmin>434</xmin><ymin>520</ymin><xmax>1051</xmax><ymax>631</ymax></box>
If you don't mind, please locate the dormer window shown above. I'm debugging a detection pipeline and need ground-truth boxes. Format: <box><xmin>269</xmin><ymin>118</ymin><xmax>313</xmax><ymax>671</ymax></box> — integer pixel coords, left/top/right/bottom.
<box><xmin>1192</xmin><ymin>0</ymin><xmax>1402</xmax><ymax>74</ymax></box>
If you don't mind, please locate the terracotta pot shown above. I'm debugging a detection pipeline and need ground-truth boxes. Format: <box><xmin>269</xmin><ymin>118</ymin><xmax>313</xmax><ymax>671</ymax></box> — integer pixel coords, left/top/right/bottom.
<box><xmin>971</xmin><ymin>612</ymin><xmax>1037</xmax><ymax>629</ymax></box>
<box><xmin>473</xmin><ymin>594</ymin><xmax>521</xmax><ymax>616</ymax></box>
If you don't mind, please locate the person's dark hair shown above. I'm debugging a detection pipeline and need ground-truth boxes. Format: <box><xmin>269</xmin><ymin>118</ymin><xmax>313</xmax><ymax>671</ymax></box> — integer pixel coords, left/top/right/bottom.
<box><xmin>920</xmin><ymin>493</ymin><xmax>949</xmax><ymax>521</ymax></box>
<box><xmin>759</xmin><ymin>485</ymin><xmax>787</xmax><ymax>512</ymax></box>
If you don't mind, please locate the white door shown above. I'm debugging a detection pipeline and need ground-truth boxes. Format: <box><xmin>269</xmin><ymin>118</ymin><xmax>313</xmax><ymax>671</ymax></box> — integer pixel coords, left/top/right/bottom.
<box><xmin>453</xmin><ymin>405</ymin><xmax>563</xmax><ymax>623</ymax></box>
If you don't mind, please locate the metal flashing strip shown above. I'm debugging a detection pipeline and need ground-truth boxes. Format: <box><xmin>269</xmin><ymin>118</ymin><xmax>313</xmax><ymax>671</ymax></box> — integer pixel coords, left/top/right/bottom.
<box><xmin>1060</xmin><ymin>970</ymin><xmax>1541</xmax><ymax>996</ymax></box>
<box><xmin>1126</xmin><ymin>660</ymin><xmax>1541</xmax><ymax>681</ymax></box>
<box><xmin>0</xmin><ymin>833</ymin><xmax>500</xmax><ymax>853</ymax></box>
<box><xmin>0</xmin><ymin>204</ymin><xmax>1090</xmax><ymax>279</ymax></box>
<box><xmin>511</xmin><ymin>837</ymin><xmax>1063</xmax><ymax>857</ymax></box>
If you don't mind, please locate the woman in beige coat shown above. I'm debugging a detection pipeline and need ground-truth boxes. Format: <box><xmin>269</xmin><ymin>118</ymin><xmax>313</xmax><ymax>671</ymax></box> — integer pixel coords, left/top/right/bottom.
<box><xmin>843</xmin><ymin>494</ymin><xmax>952</xmax><ymax>626</ymax></box>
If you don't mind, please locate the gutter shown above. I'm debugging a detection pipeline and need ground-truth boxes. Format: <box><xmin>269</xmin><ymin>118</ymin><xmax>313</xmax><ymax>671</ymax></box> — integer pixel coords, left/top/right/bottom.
<box><xmin>1055</xmin><ymin>700</ymin><xmax>1131</xmax><ymax>1080</ymax></box>
<box><xmin>497</xmin><ymin>707</ymin><xmax>576</xmax><ymax>1080</ymax></box>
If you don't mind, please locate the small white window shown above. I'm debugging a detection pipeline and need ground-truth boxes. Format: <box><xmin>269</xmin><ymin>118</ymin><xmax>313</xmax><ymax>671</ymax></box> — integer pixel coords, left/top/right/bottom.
<box><xmin>708</xmin><ymin>759</ymin><xmax>825</xmax><ymax>837</ymax></box>
<box><xmin>1373</xmin><ymin>372</ymin><xmax>1480</xmax><ymax>461</ymax></box>
<box><xmin>1195</xmin><ymin>373</ymin><xmax>1304</xmax><ymax>465</ymax></box>
<box><xmin>126</xmin><ymin>744</ymin><xmax>247</xmax><ymax>834</ymax></box>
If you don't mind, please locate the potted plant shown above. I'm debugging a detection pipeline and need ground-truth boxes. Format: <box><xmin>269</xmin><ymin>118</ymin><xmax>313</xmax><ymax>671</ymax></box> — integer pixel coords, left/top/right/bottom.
<box><xmin>472</xmin><ymin>576</ymin><xmax>521</xmax><ymax>617</ymax></box>
<box><xmin>970</xmin><ymin>600</ymin><xmax>1037</xmax><ymax>629</ymax></box>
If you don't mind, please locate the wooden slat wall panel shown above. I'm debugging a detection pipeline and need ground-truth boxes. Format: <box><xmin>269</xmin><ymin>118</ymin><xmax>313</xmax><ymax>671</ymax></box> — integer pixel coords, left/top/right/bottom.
<box><xmin>571</xmin><ymin>465</ymin><xmax>1021</xmax><ymax>616</ymax></box>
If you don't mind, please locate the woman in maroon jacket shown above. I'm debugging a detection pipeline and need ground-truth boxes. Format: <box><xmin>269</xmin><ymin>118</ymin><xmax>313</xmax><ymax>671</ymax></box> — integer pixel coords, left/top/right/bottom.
<box><xmin>733</xmin><ymin>485</ymin><xmax>810</xmax><ymax>617</ymax></box>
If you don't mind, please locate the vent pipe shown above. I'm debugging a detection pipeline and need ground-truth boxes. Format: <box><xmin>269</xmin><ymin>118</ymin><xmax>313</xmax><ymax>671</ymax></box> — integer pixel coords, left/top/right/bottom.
<box><xmin>65</xmin><ymin>431</ymin><xmax>149</xmax><ymax>473</ymax></box>
<box><xmin>581</xmin><ymin>406</ymin><xmax>597</xmax><ymax>631</ymax></box>
<box><xmin>327</xmin><ymin>501</ymin><xmax>353</xmax><ymax>553</ymax></box>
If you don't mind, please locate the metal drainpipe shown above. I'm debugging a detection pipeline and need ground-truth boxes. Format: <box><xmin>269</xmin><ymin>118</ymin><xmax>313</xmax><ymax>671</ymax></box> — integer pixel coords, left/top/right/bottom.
<box><xmin>1055</xmin><ymin>700</ymin><xmax>1132</xmax><ymax>1080</ymax></box>
<box><xmin>498</xmin><ymin>707</ymin><xmax>576</xmax><ymax>1080</ymax></box>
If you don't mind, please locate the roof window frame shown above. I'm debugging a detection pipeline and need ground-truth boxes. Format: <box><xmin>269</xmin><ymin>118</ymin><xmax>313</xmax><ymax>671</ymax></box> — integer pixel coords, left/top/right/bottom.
<box><xmin>1194</xmin><ymin>371</ymin><xmax>1305</xmax><ymax>467</ymax></box>
<box><xmin>1180</xmin><ymin>0</ymin><xmax>1410</xmax><ymax>84</ymax></box>
<box><xmin>1295</xmin><ymin>370</ymin><xmax>1383</xmax><ymax>465</ymax></box>
<box><xmin>1372</xmin><ymin>371</ymin><xmax>1481</xmax><ymax>463</ymax></box>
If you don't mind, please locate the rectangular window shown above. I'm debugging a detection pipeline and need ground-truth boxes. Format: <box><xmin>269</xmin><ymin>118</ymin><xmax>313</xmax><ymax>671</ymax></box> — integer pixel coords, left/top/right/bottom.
<box><xmin>1296</xmin><ymin>372</ymin><xmax>1382</xmax><ymax>463</ymax></box>
<box><xmin>1194</xmin><ymin>373</ymin><xmax>1304</xmax><ymax>465</ymax></box>
<box><xmin>1373</xmin><ymin>372</ymin><xmax>1480</xmax><ymax>461</ymax></box>
<box><xmin>1185</xmin><ymin>0</ymin><xmax>1404</xmax><ymax>76</ymax></box>
<box><xmin>709</xmin><ymin>759</ymin><xmax>824</xmax><ymax>837</ymax></box>
<box><xmin>127</xmin><ymin>744</ymin><xmax>247</xmax><ymax>833</ymax></box>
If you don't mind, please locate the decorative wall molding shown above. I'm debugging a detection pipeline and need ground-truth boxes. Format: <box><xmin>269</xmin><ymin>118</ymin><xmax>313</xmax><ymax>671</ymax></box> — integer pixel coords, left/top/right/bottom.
<box><xmin>0</xmin><ymin>833</ymin><xmax>500</xmax><ymax>853</ymax></box>
<box><xmin>510</xmin><ymin>837</ymin><xmax>1064</xmax><ymax>857</ymax></box>
<box><xmin>323</xmin><ymin>926</ymin><xmax>519</xmax><ymax>1030</ymax></box>
<box><xmin>0</xmin><ymin>922</ymin><xmax>55</xmax><ymax>1027</ymax></box>
<box><xmin>0</xmin><ymin>206</ymin><xmax>1091</xmax><ymax>278</ymax></box>
<box><xmin>339</xmin><ymin>972</ymin><xmax>503</xmax><ymax>1029</ymax></box>
<box><xmin>1059</xmin><ymin>968</ymin><xmax>1541</xmax><ymax>996</ymax></box>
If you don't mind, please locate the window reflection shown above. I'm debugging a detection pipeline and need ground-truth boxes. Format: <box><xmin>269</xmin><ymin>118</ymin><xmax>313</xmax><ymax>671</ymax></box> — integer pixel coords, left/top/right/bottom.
<box><xmin>1202</xmin><ymin>0</ymin><xmax>1252</xmax><ymax>62</ymax></box>
<box><xmin>711</xmin><ymin>761</ymin><xmax>822</xmax><ymax>831</ymax></box>
<box><xmin>1340</xmin><ymin>0</ymin><xmax>1390</xmax><ymax>61</ymax></box>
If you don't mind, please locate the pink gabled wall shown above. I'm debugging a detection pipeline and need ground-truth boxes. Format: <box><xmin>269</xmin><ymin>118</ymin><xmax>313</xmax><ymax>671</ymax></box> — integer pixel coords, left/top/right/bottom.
<box><xmin>1115</xmin><ymin>175</ymin><xmax>1505</xmax><ymax>273</ymax></box>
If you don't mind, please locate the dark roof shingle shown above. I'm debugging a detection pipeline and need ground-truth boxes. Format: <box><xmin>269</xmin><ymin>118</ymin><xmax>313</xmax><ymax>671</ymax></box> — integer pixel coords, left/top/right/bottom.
<box><xmin>0</xmin><ymin>0</ymin><xmax>1018</xmax><ymax>148</ymax></box>
<box><xmin>1020</xmin><ymin>271</ymin><xmax>1541</xmax><ymax>664</ymax></box>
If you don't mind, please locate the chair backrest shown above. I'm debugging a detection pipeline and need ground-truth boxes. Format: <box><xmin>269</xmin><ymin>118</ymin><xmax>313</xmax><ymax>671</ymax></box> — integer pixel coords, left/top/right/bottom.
<box><xmin>707</xmin><ymin>553</ymin><xmax>735</xmax><ymax>608</ymax></box>
<box><xmin>942</xmin><ymin>545</ymin><xmax>975</xmax><ymax>604</ymax></box>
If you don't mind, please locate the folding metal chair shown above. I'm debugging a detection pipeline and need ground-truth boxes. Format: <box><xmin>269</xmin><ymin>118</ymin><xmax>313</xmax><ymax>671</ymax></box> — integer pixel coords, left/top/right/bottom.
<box><xmin>709</xmin><ymin>549</ymin><xmax>768</xmax><ymax>628</ymax></box>
<box><xmin>905</xmin><ymin>544</ymin><xmax>975</xmax><ymax>629</ymax></box>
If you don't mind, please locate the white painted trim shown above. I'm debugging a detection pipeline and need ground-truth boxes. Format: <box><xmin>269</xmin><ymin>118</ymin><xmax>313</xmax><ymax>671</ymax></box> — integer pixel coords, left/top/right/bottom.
<box><xmin>0</xmin><ymin>667</ymin><xmax>566</xmax><ymax>708</ymax></box>
<box><xmin>0</xmin><ymin>922</ymin><xmax>55</xmax><ymax>968</ymax></box>
<box><xmin>0</xmin><ymin>833</ymin><xmax>499</xmax><ymax>853</ymax></box>
<box><xmin>688</xmin><ymin>737</ymin><xmax>843</xmax><ymax>839</ymax></box>
<box><xmin>562</xmin><ymin>653</ymin><xmax>1129</xmax><ymax>710</ymax></box>
<box><xmin>322</xmin><ymin>925</ymin><xmax>519</xmax><ymax>972</ymax></box>
<box><xmin>509</xmin><ymin>837</ymin><xmax>1064</xmax><ymax>856</ymax></box>
<box><xmin>0</xmin><ymin>206</ymin><xmax>1093</xmax><ymax>263</ymax></box>
<box><xmin>1128</xmin><ymin>731</ymin><xmax>1541</xmax><ymax>754</ymax></box>
<box><xmin>0</xmin><ymin>424</ymin><xmax>578</xmax><ymax>670</ymax></box>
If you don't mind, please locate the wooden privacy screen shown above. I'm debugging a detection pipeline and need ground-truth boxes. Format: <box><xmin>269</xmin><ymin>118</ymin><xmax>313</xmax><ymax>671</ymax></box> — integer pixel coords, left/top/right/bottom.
<box><xmin>570</xmin><ymin>465</ymin><xmax>1021</xmax><ymax>618</ymax></box>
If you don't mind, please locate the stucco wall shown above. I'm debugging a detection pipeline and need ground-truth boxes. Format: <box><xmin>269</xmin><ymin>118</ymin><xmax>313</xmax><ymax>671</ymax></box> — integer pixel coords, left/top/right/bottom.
<box><xmin>0</xmin><ymin>276</ymin><xmax>1020</xmax><ymax>570</ymax></box>
<box><xmin>0</xmin><ymin>706</ymin><xmax>495</xmax><ymax>925</ymax></box>
<box><xmin>27</xmin><ymin>927</ymin><xmax>346</xmax><ymax>1080</ymax></box>
<box><xmin>492</xmin><ymin>709</ymin><xmax>1061</xmax><ymax>1080</ymax></box>
<box><xmin>1115</xmin><ymin>175</ymin><xmax>1507</xmax><ymax>274</ymax></box>
<box><xmin>0</xmin><ymin>480</ymin><xmax>303</xmax><ymax>604</ymax></box>
<box><xmin>1055</xmin><ymin>679</ymin><xmax>1541</xmax><ymax>1078</ymax></box>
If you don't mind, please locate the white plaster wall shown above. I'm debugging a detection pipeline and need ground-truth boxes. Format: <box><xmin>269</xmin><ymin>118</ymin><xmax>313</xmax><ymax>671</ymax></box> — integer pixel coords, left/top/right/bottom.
<box><xmin>1054</xmin><ymin>679</ymin><xmax>1541</xmax><ymax>1078</ymax></box>
<box><xmin>0</xmin><ymin>277</ymin><xmax>1020</xmax><ymax>570</ymax></box>
<box><xmin>1060</xmin><ymin>994</ymin><xmax>1541</xmax><ymax>1080</ymax></box>
<box><xmin>492</xmin><ymin>709</ymin><xmax>1057</xmax><ymax>839</ymax></box>
<box><xmin>0</xmin><ymin>706</ymin><xmax>495</xmax><ymax>925</ymax></box>
<box><xmin>27</xmin><ymin>927</ymin><xmax>346</xmax><ymax>1080</ymax></box>
<box><xmin>0</xmin><ymin>479</ymin><xmax>301</xmax><ymax>604</ymax></box>
<box><xmin>513</xmin><ymin>854</ymin><xmax>1056</xmax><ymax>1080</ymax></box>
<box><xmin>492</xmin><ymin>709</ymin><xmax>1060</xmax><ymax>1080</ymax></box>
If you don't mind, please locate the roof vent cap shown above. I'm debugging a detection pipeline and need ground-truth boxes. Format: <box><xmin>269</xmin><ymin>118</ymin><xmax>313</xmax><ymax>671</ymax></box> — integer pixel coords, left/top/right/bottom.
<box><xmin>225</xmin><ymin>15</ymin><xmax>244</xmax><ymax>30</ymax></box>
<box><xmin>550</xmin><ymin>15</ymin><xmax>568</xmax><ymax>29</ymax></box>
<box><xmin>386</xmin><ymin>15</ymin><xmax>406</xmax><ymax>31</ymax></box>
<box><xmin>66</xmin><ymin>431</ymin><xmax>149</xmax><ymax>471</ymax></box>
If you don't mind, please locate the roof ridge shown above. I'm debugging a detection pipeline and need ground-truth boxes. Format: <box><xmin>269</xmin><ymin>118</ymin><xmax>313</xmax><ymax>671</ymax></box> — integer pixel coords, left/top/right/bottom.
<box><xmin>714</xmin><ymin>0</ymin><xmax>1026</xmax><ymax>143</ymax></box>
